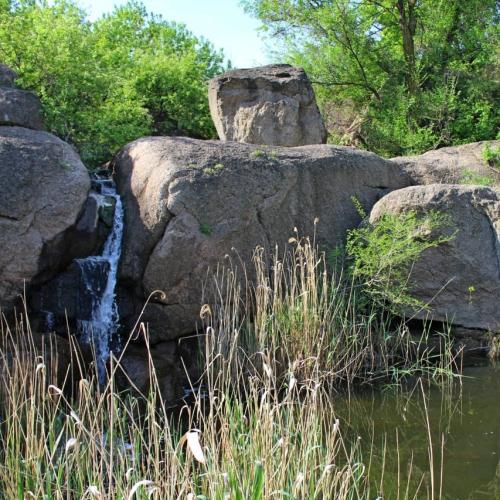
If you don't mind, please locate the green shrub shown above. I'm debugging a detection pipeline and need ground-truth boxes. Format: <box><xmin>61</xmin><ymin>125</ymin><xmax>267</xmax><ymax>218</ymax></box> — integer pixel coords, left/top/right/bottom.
<box><xmin>346</xmin><ymin>209</ymin><xmax>455</xmax><ymax>314</ymax></box>
<box><xmin>483</xmin><ymin>143</ymin><xmax>500</xmax><ymax>169</ymax></box>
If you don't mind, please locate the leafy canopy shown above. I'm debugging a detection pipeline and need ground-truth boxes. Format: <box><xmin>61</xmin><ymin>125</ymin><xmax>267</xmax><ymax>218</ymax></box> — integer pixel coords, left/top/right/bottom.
<box><xmin>0</xmin><ymin>0</ymin><xmax>225</xmax><ymax>167</ymax></box>
<box><xmin>243</xmin><ymin>0</ymin><xmax>499</xmax><ymax>157</ymax></box>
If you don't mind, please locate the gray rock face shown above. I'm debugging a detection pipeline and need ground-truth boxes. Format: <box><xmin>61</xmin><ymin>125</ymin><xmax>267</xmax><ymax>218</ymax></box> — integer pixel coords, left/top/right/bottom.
<box><xmin>392</xmin><ymin>140</ymin><xmax>500</xmax><ymax>187</ymax></box>
<box><xmin>0</xmin><ymin>126</ymin><xmax>90</xmax><ymax>310</ymax></box>
<box><xmin>208</xmin><ymin>64</ymin><xmax>327</xmax><ymax>146</ymax></box>
<box><xmin>0</xmin><ymin>63</ymin><xmax>17</xmax><ymax>87</ymax></box>
<box><xmin>370</xmin><ymin>184</ymin><xmax>500</xmax><ymax>332</ymax></box>
<box><xmin>0</xmin><ymin>87</ymin><xmax>44</xmax><ymax>130</ymax></box>
<box><xmin>114</xmin><ymin>136</ymin><xmax>411</xmax><ymax>342</ymax></box>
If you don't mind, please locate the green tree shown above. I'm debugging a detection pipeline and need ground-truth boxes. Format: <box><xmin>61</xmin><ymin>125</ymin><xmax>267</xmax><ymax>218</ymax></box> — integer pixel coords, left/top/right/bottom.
<box><xmin>243</xmin><ymin>0</ymin><xmax>499</xmax><ymax>156</ymax></box>
<box><xmin>0</xmin><ymin>0</ymin><xmax>225</xmax><ymax>167</ymax></box>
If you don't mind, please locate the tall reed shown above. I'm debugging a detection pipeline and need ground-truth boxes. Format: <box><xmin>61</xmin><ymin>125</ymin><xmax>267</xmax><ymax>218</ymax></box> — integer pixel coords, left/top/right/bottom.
<box><xmin>0</xmin><ymin>237</ymin><xmax>456</xmax><ymax>498</ymax></box>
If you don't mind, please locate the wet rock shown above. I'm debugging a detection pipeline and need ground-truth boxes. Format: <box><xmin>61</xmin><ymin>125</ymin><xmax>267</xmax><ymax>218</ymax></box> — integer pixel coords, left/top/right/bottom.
<box><xmin>370</xmin><ymin>184</ymin><xmax>500</xmax><ymax>332</ymax></box>
<box><xmin>30</xmin><ymin>259</ymin><xmax>110</xmax><ymax>333</ymax></box>
<box><xmin>113</xmin><ymin>135</ymin><xmax>412</xmax><ymax>342</ymax></box>
<box><xmin>0</xmin><ymin>126</ymin><xmax>90</xmax><ymax>311</ymax></box>
<box><xmin>209</xmin><ymin>64</ymin><xmax>327</xmax><ymax>146</ymax></box>
<box><xmin>115</xmin><ymin>336</ymin><xmax>202</xmax><ymax>406</ymax></box>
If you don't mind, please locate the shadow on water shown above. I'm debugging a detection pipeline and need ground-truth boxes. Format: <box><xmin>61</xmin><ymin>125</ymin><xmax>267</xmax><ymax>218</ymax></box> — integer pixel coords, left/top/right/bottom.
<box><xmin>332</xmin><ymin>362</ymin><xmax>499</xmax><ymax>499</ymax></box>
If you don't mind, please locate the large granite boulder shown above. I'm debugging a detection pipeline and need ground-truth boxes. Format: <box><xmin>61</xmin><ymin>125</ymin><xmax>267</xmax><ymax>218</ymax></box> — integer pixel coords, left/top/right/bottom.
<box><xmin>113</xmin><ymin>136</ymin><xmax>412</xmax><ymax>342</ymax></box>
<box><xmin>208</xmin><ymin>64</ymin><xmax>327</xmax><ymax>146</ymax></box>
<box><xmin>0</xmin><ymin>127</ymin><xmax>90</xmax><ymax>310</ymax></box>
<box><xmin>392</xmin><ymin>140</ymin><xmax>500</xmax><ymax>187</ymax></box>
<box><xmin>370</xmin><ymin>184</ymin><xmax>500</xmax><ymax>332</ymax></box>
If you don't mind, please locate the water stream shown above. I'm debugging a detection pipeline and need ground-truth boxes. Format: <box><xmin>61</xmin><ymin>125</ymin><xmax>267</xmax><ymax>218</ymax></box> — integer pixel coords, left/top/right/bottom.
<box><xmin>75</xmin><ymin>180</ymin><xmax>124</xmax><ymax>382</ymax></box>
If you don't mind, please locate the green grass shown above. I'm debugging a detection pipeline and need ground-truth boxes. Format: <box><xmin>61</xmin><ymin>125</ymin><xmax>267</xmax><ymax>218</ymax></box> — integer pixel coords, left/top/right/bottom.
<box><xmin>250</xmin><ymin>148</ymin><xmax>279</xmax><ymax>161</ymax></box>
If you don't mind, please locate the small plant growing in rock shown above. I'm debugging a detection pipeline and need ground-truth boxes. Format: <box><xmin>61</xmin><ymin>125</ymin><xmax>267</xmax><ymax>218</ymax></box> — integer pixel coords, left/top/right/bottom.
<box><xmin>250</xmin><ymin>149</ymin><xmax>265</xmax><ymax>159</ymax></box>
<box><xmin>200</xmin><ymin>223</ymin><xmax>212</xmax><ymax>236</ymax></box>
<box><xmin>482</xmin><ymin>143</ymin><xmax>500</xmax><ymax>168</ymax></box>
<box><xmin>249</xmin><ymin>147</ymin><xmax>279</xmax><ymax>161</ymax></box>
<box><xmin>203</xmin><ymin>163</ymin><xmax>224</xmax><ymax>175</ymax></box>
<box><xmin>459</xmin><ymin>168</ymin><xmax>494</xmax><ymax>186</ymax></box>
<box><xmin>467</xmin><ymin>285</ymin><xmax>476</xmax><ymax>303</ymax></box>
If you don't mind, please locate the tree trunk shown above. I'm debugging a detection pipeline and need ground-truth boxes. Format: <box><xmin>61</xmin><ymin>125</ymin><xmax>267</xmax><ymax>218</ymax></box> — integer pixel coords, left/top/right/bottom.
<box><xmin>396</xmin><ymin>0</ymin><xmax>418</xmax><ymax>96</ymax></box>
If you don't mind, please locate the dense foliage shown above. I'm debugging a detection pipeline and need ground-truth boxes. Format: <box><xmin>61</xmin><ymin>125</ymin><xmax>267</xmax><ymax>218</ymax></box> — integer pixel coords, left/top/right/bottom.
<box><xmin>0</xmin><ymin>0</ymin><xmax>225</xmax><ymax>167</ymax></box>
<box><xmin>243</xmin><ymin>0</ymin><xmax>499</xmax><ymax>157</ymax></box>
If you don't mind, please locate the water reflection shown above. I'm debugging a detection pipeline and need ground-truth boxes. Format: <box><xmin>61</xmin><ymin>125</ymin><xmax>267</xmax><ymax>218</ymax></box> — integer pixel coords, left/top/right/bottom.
<box><xmin>333</xmin><ymin>363</ymin><xmax>499</xmax><ymax>499</ymax></box>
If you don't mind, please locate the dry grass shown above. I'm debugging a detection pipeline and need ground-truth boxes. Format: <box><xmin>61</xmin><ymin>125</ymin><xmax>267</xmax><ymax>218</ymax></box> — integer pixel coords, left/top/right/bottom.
<box><xmin>0</xmin><ymin>238</ymin><xmax>458</xmax><ymax>498</ymax></box>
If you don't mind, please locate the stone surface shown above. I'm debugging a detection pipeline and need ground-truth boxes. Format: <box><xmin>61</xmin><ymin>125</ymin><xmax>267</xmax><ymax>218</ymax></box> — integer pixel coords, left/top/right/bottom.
<box><xmin>370</xmin><ymin>184</ymin><xmax>500</xmax><ymax>332</ymax></box>
<box><xmin>115</xmin><ymin>337</ymin><xmax>202</xmax><ymax>406</ymax></box>
<box><xmin>392</xmin><ymin>140</ymin><xmax>500</xmax><ymax>187</ymax></box>
<box><xmin>0</xmin><ymin>63</ymin><xmax>17</xmax><ymax>87</ymax></box>
<box><xmin>0</xmin><ymin>126</ymin><xmax>90</xmax><ymax>310</ymax></box>
<box><xmin>0</xmin><ymin>87</ymin><xmax>44</xmax><ymax>130</ymax></box>
<box><xmin>208</xmin><ymin>64</ymin><xmax>327</xmax><ymax>146</ymax></box>
<box><xmin>113</xmin><ymin>136</ymin><xmax>412</xmax><ymax>342</ymax></box>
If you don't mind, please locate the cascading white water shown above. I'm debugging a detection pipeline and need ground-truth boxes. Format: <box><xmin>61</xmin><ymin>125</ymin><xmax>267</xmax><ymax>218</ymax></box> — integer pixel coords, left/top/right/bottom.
<box><xmin>76</xmin><ymin>181</ymin><xmax>124</xmax><ymax>382</ymax></box>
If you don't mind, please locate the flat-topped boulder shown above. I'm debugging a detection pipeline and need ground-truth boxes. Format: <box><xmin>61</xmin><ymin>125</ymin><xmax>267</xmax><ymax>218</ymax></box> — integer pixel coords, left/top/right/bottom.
<box><xmin>370</xmin><ymin>184</ymin><xmax>500</xmax><ymax>332</ymax></box>
<box><xmin>208</xmin><ymin>64</ymin><xmax>327</xmax><ymax>146</ymax></box>
<box><xmin>113</xmin><ymin>136</ymin><xmax>411</xmax><ymax>342</ymax></box>
<box><xmin>0</xmin><ymin>127</ymin><xmax>90</xmax><ymax>310</ymax></box>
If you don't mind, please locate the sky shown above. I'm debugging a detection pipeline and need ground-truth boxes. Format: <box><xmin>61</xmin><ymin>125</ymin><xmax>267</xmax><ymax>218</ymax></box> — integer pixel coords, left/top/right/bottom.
<box><xmin>82</xmin><ymin>0</ymin><xmax>273</xmax><ymax>68</ymax></box>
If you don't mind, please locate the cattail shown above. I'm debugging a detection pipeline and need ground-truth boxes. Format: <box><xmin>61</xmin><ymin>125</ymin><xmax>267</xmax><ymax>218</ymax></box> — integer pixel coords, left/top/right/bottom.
<box><xmin>127</xmin><ymin>480</ymin><xmax>156</xmax><ymax>499</ymax></box>
<box><xmin>65</xmin><ymin>437</ymin><xmax>78</xmax><ymax>453</ymax></box>
<box><xmin>179</xmin><ymin>430</ymin><xmax>206</xmax><ymax>464</ymax></box>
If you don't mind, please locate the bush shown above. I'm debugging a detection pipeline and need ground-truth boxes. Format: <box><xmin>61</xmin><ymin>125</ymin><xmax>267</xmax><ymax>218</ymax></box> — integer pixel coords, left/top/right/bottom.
<box><xmin>346</xmin><ymin>209</ymin><xmax>455</xmax><ymax>314</ymax></box>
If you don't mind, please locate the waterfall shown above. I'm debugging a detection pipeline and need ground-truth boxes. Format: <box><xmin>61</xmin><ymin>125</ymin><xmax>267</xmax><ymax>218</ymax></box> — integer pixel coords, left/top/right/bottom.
<box><xmin>76</xmin><ymin>180</ymin><xmax>124</xmax><ymax>382</ymax></box>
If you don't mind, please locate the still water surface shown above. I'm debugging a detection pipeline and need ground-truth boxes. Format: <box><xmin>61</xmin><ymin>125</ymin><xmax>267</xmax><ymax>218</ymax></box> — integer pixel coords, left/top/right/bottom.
<box><xmin>334</xmin><ymin>364</ymin><xmax>499</xmax><ymax>499</ymax></box>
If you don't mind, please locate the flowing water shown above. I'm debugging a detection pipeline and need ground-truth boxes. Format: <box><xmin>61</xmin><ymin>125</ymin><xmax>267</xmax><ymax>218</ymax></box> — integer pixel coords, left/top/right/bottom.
<box><xmin>332</xmin><ymin>363</ymin><xmax>499</xmax><ymax>499</ymax></box>
<box><xmin>75</xmin><ymin>180</ymin><xmax>124</xmax><ymax>382</ymax></box>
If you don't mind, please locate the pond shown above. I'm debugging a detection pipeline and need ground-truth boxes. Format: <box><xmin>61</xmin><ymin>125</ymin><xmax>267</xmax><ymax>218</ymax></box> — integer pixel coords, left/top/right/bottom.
<box><xmin>334</xmin><ymin>363</ymin><xmax>499</xmax><ymax>499</ymax></box>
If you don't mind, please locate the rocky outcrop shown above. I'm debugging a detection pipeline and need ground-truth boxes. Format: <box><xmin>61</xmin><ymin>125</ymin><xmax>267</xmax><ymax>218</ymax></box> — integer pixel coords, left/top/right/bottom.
<box><xmin>392</xmin><ymin>140</ymin><xmax>500</xmax><ymax>187</ymax></box>
<box><xmin>113</xmin><ymin>136</ymin><xmax>412</xmax><ymax>342</ymax></box>
<box><xmin>208</xmin><ymin>64</ymin><xmax>327</xmax><ymax>146</ymax></box>
<box><xmin>370</xmin><ymin>184</ymin><xmax>500</xmax><ymax>332</ymax></box>
<box><xmin>0</xmin><ymin>126</ymin><xmax>90</xmax><ymax>310</ymax></box>
<box><xmin>0</xmin><ymin>65</ymin><xmax>44</xmax><ymax>130</ymax></box>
